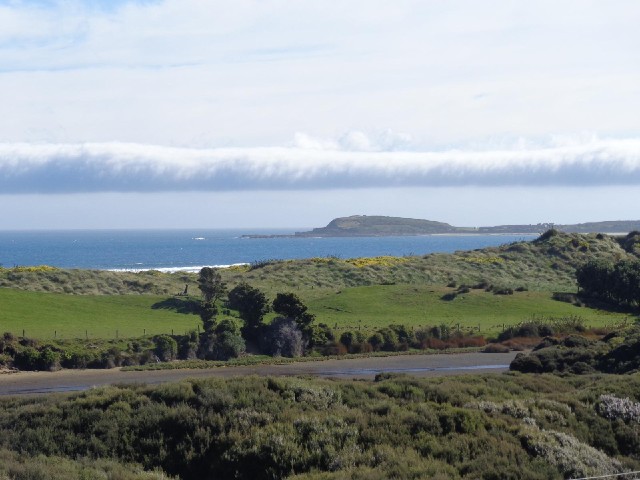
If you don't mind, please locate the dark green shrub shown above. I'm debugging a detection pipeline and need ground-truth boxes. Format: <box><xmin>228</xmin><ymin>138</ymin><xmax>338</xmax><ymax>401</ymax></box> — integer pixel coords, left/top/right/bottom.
<box><xmin>483</xmin><ymin>344</ymin><xmax>510</xmax><ymax>353</ymax></box>
<box><xmin>389</xmin><ymin>324</ymin><xmax>415</xmax><ymax>347</ymax></box>
<box><xmin>563</xmin><ymin>335</ymin><xmax>591</xmax><ymax>348</ymax></box>
<box><xmin>307</xmin><ymin>323</ymin><xmax>335</xmax><ymax>349</ymax></box>
<box><xmin>153</xmin><ymin>335</ymin><xmax>178</xmax><ymax>362</ymax></box>
<box><xmin>339</xmin><ymin>331</ymin><xmax>356</xmax><ymax>349</ymax></box>
<box><xmin>570</xmin><ymin>361</ymin><xmax>594</xmax><ymax>374</ymax></box>
<box><xmin>536</xmin><ymin>228</ymin><xmax>559</xmax><ymax>241</ymax></box>
<box><xmin>377</xmin><ymin>328</ymin><xmax>400</xmax><ymax>351</ymax></box>
<box><xmin>369</xmin><ymin>332</ymin><xmax>384</xmax><ymax>351</ymax></box>
<box><xmin>510</xmin><ymin>353</ymin><xmax>543</xmax><ymax>373</ymax></box>
<box><xmin>13</xmin><ymin>347</ymin><xmax>41</xmax><ymax>370</ymax></box>
<box><xmin>40</xmin><ymin>347</ymin><xmax>61</xmax><ymax>371</ymax></box>
<box><xmin>493</xmin><ymin>287</ymin><xmax>514</xmax><ymax>295</ymax></box>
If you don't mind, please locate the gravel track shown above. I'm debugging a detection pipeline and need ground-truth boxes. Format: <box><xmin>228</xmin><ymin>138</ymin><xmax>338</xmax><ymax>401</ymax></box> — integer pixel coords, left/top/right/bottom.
<box><xmin>0</xmin><ymin>351</ymin><xmax>517</xmax><ymax>396</ymax></box>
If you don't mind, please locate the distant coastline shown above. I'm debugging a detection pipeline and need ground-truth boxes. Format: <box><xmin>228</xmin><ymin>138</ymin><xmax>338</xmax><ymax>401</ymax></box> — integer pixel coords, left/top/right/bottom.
<box><xmin>242</xmin><ymin>215</ymin><xmax>640</xmax><ymax>239</ymax></box>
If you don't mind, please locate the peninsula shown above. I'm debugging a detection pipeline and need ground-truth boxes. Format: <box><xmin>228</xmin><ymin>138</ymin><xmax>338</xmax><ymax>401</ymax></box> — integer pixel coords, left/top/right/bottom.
<box><xmin>243</xmin><ymin>215</ymin><xmax>640</xmax><ymax>238</ymax></box>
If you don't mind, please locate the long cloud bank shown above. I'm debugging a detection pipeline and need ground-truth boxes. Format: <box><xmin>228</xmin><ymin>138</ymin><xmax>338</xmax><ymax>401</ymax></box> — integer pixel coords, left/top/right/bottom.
<box><xmin>1</xmin><ymin>139</ymin><xmax>640</xmax><ymax>193</ymax></box>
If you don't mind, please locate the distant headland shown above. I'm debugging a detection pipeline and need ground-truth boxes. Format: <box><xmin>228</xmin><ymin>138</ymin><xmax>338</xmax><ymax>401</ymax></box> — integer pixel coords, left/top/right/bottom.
<box><xmin>242</xmin><ymin>215</ymin><xmax>640</xmax><ymax>238</ymax></box>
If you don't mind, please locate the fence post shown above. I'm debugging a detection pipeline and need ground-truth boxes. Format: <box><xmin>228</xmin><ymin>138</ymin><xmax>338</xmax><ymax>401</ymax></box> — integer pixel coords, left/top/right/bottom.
<box><xmin>85</xmin><ymin>330</ymin><xmax>88</xmax><ymax>340</ymax></box>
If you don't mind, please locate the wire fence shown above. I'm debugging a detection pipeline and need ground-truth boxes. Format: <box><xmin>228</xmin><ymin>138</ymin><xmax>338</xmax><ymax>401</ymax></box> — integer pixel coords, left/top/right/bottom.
<box><xmin>571</xmin><ymin>472</ymin><xmax>640</xmax><ymax>480</ymax></box>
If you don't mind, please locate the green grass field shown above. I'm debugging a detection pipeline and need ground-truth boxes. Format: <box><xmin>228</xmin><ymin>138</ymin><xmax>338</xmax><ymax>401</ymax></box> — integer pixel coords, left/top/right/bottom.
<box><xmin>1</xmin><ymin>282</ymin><xmax>631</xmax><ymax>339</ymax></box>
<box><xmin>305</xmin><ymin>284</ymin><xmax>632</xmax><ymax>335</ymax></box>
<box><xmin>0</xmin><ymin>289</ymin><xmax>201</xmax><ymax>339</ymax></box>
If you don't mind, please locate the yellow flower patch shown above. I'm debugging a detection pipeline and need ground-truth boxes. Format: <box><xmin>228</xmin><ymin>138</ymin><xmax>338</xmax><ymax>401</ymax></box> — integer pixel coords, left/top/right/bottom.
<box><xmin>5</xmin><ymin>265</ymin><xmax>59</xmax><ymax>273</ymax></box>
<box><xmin>346</xmin><ymin>256</ymin><xmax>409</xmax><ymax>268</ymax></box>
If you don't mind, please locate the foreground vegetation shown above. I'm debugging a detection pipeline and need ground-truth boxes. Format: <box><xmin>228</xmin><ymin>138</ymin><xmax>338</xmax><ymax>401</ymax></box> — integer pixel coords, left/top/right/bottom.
<box><xmin>0</xmin><ymin>372</ymin><xmax>638</xmax><ymax>479</ymax></box>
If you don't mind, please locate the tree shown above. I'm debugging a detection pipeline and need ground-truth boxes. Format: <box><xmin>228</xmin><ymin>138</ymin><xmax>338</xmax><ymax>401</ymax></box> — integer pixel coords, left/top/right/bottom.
<box><xmin>197</xmin><ymin>319</ymin><xmax>246</xmax><ymax>361</ymax></box>
<box><xmin>272</xmin><ymin>292</ymin><xmax>315</xmax><ymax>330</ymax></box>
<box><xmin>576</xmin><ymin>260</ymin><xmax>614</xmax><ymax>300</ymax></box>
<box><xmin>262</xmin><ymin>317</ymin><xmax>305</xmax><ymax>357</ymax></box>
<box><xmin>197</xmin><ymin>267</ymin><xmax>227</xmax><ymax>331</ymax></box>
<box><xmin>227</xmin><ymin>283</ymin><xmax>269</xmax><ymax>342</ymax></box>
<box><xmin>153</xmin><ymin>335</ymin><xmax>178</xmax><ymax>362</ymax></box>
<box><xmin>577</xmin><ymin>259</ymin><xmax>640</xmax><ymax>306</ymax></box>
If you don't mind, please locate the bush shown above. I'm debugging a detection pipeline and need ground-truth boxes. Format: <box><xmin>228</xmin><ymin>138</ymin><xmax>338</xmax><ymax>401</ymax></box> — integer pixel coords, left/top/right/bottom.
<box><xmin>562</xmin><ymin>335</ymin><xmax>591</xmax><ymax>348</ymax></box>
<box><xmin>0</xmin><ymin>353</ymin><xmax>12</xmax><ymax>366</ymax></box>
<box><xmin>498</xmin><ymin>321</ymin><xmax>554</xmax><ymax>342</ymax></box>
<box><xmin>377</xmin><ymin>328</ymin><xmax>400</xmax><ymax>351</ymax></box>
<box><xmin>153</xmin><ymin>335</ymin><xmax>178</xmax><ymax>362</ymax></box>
<box><xmin>262</xmin><ymin>317</ymin><xmax>305</xmax><ymax>357</ymax></box>
<box><xmin>510</xmin><ymin>353</ymin><xmax>543</xmax><ymax>373</ymax></box>
<box><xmin>368</xmin><ymin>332</ymin><xmax>384</xmax><ymax>351</ymax></box>
<box><xmin>493</xmin><ymin>287</ymin><xmax>514</xmax><ymax>295</ymax></box>
<box><xmin>40</xmin><ymin>347</ymin><xmax>61</xmax><ymax>371</ymax></box>
<box><xmin>307</xmin><ymin>323</ymin><xmax>335</xmax><ymax>349</ymax></box>
<box><xmin>198</xmin><ymin>330</ymin><xmax>246</xmax><ymax>361</ymax></box>
<box><xmin>389</xmin><ymin>324</ymin><xmax>415</xmax><ymax>347</ymax></box>
<box><xmin>322</xmin><ymin>341</ymin><xmax>348</xmax><ymax>356</ymax></box>
<box><xmin>483</xmin><ymin>344</ymin><xmax>510</xmax><ymax>353</ymax></box>
<box><xmin>13</xmin><ymin>347</ymin><xmax>41</xmax><ymax>370</ymax></box>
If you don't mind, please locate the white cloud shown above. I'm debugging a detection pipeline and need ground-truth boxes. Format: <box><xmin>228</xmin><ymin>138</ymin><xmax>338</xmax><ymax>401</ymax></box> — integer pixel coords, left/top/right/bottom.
<box><xmin>0</xmin><ymin>1</ymin><xmax>639</xmax><ymax>147</ymax></box>
<box><xmin>1</xmin><ymin>137</ymin><xmax>639</xmax><ymax>193</ymax></box>
<box><xmin>292</xmin><ymin>130</ymin><xmax>413</xmax><ymax>152</ymax></box>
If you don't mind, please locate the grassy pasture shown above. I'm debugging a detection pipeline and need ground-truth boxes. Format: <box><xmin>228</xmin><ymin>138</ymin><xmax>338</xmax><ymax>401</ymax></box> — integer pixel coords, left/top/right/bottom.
<box><xmin>0</xmin><ymin>283</ymin><xmax>631</xmax><ymax>340</ymax></box>
<box><xmin>305</xmin><ymin>284</ymin><xmax>632</xmax><ymax>335</ymax></box>
<box><xmin>0</xmin><ymin>289</ymin><xmax>200</xmax><ymax>339</ymax></box>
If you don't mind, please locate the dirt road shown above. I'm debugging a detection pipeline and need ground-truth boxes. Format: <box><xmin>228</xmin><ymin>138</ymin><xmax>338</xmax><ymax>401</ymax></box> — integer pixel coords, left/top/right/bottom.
<box><xmin>0</xmin><ymin>351</ymin><xmax>517</xmax><ymax>396</ymax></box>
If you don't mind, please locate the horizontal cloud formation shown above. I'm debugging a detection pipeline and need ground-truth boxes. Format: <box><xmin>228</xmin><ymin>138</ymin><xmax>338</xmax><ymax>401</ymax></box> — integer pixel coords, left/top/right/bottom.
<box><xmin>1</xmin><ymin>138</ymin><xmax>640</xmax><ymax>193</ymax></box>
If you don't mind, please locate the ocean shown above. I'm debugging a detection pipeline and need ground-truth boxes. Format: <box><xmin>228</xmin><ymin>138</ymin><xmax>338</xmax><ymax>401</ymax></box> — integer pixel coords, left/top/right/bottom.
<box><xmin>0</xmin><ymin>230</ymin><xmax>537</xmax><ymax>271</ymax></box>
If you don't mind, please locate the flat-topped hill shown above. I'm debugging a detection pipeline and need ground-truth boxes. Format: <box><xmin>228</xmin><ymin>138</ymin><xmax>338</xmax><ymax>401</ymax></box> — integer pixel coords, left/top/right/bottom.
<box><xmin>290</xmin><ymin>215</ymin><xmax>640</xmax><ymax>237</ymax></box>
<box><xmin>296</xmin><ymin>215</ymin><xmax>467</xmax><ymax>236</ymax></box>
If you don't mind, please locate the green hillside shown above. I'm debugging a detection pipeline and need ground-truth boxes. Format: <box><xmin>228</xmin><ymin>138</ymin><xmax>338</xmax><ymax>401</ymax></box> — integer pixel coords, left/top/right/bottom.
<box><xmin>0</xmin><ymin>231</ymin><xmax>637</xmax><ymax>339</ymax></box>
<box><xmin>296</xmin><ymin>215</ymin><xmax>464</xmax><ymax>236</ymax></box>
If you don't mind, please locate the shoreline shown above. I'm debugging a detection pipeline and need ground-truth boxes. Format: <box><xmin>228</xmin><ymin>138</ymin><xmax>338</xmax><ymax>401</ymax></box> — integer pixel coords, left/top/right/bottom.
<box><xmin>241</xmin><ymin>232</ymin><xmax>542</xmax><ymax>239</ymax></box>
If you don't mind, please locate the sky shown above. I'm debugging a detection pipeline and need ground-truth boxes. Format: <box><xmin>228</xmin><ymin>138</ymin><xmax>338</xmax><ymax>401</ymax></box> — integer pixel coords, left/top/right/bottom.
<box><xmin>1</xmin><ymin>0</ymin><xmax>639</xmax><ymax>229</ymax></box>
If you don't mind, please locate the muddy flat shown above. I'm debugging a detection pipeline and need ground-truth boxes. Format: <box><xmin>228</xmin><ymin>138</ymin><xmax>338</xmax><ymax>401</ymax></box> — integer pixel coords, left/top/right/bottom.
<box><xmin>0</xmin><ymin>351</ymin><xmax>518</xmax><ymax>396</ymax></box>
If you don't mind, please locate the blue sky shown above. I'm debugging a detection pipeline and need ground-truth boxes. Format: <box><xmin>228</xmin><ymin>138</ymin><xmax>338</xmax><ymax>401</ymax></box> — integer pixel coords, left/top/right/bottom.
<box><xmin>1</xmin><ymin>0</ymin><xmax>639</xmax><ymax>229</ymax></box>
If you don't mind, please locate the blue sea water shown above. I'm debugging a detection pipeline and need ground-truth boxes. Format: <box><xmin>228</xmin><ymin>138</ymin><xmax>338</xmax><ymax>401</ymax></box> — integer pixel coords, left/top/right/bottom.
<box><xmin>0</xmin><ymin>230</ymin><xmax>537</xmax><ymax>271</ymax></box>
